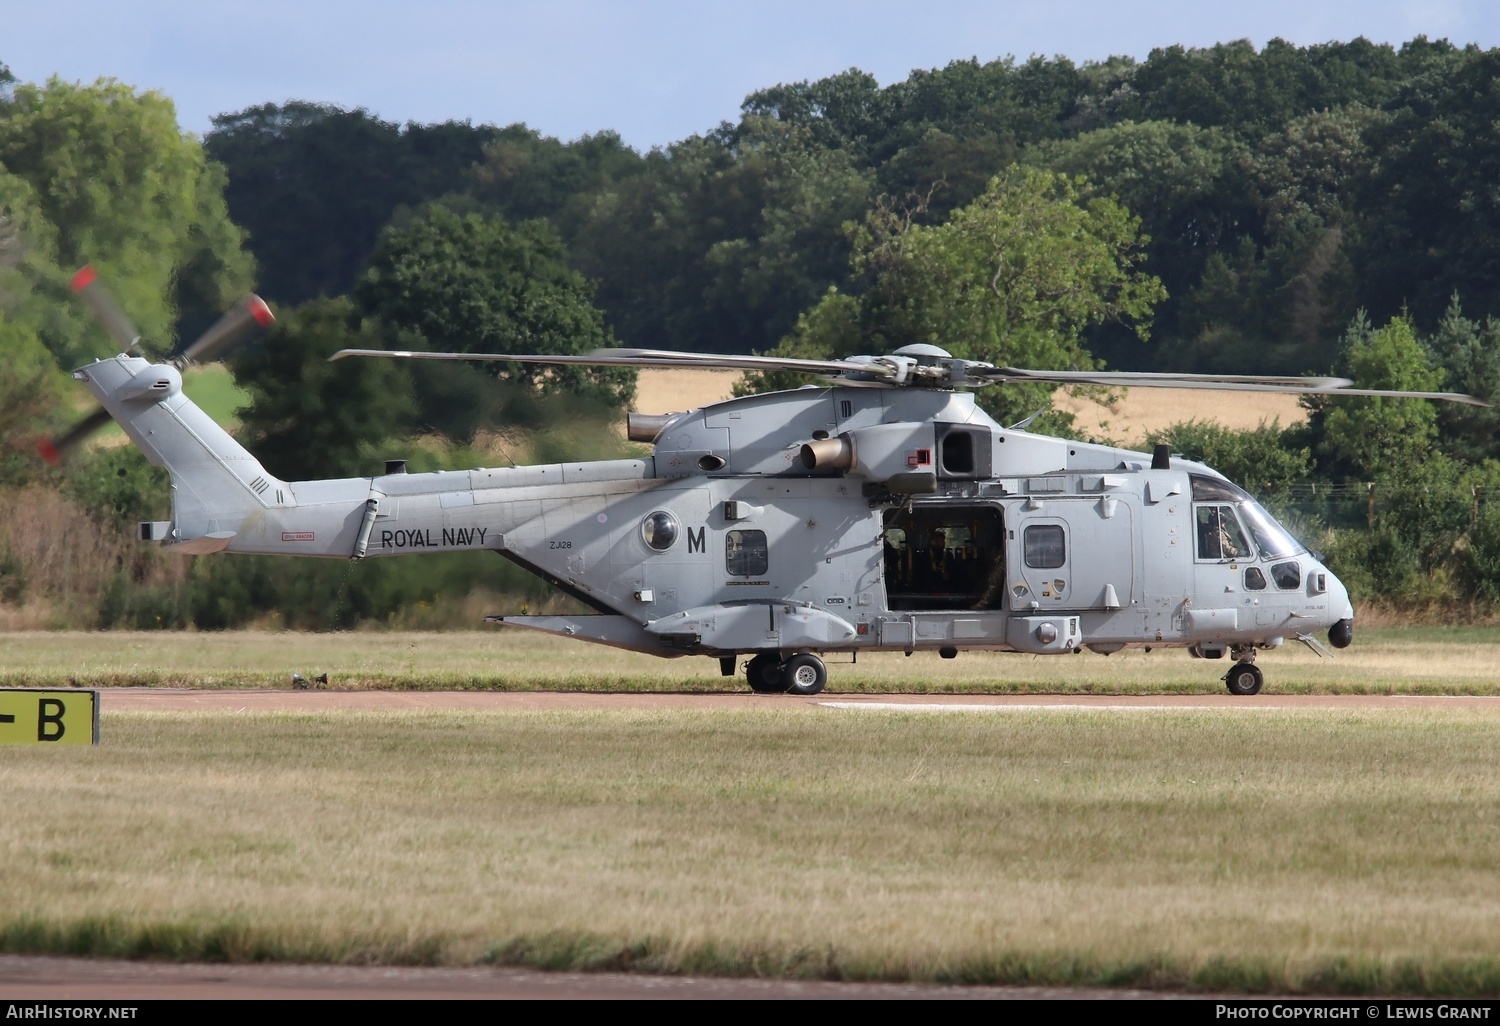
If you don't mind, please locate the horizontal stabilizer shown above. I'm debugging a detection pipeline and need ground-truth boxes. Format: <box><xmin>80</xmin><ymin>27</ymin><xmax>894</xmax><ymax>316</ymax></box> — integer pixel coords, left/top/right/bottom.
<box><xmin>165</xmin><ymin>531</ymin><xmax>236</xmax><ymax>555</ymax></box>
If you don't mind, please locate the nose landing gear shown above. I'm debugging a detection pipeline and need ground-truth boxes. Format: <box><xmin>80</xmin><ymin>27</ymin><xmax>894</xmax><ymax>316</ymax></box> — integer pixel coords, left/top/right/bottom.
<box><xmin>1224</xmin><ymin>645</ymin><xmax>1263</xmax><ymax>696</ymax></box>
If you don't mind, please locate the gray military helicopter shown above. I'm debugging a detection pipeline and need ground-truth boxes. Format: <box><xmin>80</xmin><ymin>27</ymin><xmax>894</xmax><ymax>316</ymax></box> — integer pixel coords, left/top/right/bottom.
<box><xmin>55</xmin><ymin>268</ymin><xmax>1484</xmax><ymax>696</ymax></box>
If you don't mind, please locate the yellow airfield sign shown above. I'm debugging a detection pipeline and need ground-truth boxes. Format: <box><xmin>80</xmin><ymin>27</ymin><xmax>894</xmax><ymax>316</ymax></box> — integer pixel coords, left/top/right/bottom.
<box><xmin>0</xmin><ymin>689</ymin><xmax>99</xmax><ymax>746</ymax></box>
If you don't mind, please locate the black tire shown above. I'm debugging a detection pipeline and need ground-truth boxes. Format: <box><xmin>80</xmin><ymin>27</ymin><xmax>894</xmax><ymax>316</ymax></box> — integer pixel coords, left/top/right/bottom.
<box><xmin>746</xmin><ymin>653</ymin><xmax>787</xmax><ymax>694</ymax></box>
<box><xmin>781</xmin><ymin>653</ymin><xmax>827</xmax><ymax>696</ymax></box>
<box><xmin>1225</xmin><ymin>662</ymin><xmax>1264</xmax><ymax>696</ymax></box>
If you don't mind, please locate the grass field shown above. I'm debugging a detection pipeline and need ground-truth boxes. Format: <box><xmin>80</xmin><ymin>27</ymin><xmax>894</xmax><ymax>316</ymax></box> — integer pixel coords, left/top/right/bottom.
<box><xmin>2</xmin><ymin>629</ymin><xmax>1498</xmax><ymax>995</ymax></box>
<box><xmin>1</xmin><ymin>703</ymin><xmax>1498</xmax><ymax>994</ymax></box>
<box><xmin>0</xmin><ymin>627</ymin><xmax>1496</xmax><ymax>695</ymax></box>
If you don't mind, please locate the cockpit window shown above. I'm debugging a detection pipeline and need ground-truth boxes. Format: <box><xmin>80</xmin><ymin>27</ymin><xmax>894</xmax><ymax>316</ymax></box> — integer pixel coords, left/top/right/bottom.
<box><xmin>1190</xmin><ymin>474</ymin><xmax>1307</xmax><ymax>560</ymax></box>
<box><xmin>1196</xmin><ymin>505</ymin><xmax>1251</xmax><ymax>561</ymax></box>
<box><xmin>1239</xmin><ymin>501</ymin><xmax>1307</xmax><ymax>559</ymax></box>
<box><xmin>1190</xmin><ymin>475</ymin><xmax>1253</xmax><ymax>503</ymax></box>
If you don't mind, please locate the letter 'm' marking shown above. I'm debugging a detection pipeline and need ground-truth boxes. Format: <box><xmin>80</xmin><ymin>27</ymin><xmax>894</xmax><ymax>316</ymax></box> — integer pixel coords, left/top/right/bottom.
<box><xmin>688</xmin><ymin>526</ymin><xmax>706</xmax><ymax>553</ymax></box>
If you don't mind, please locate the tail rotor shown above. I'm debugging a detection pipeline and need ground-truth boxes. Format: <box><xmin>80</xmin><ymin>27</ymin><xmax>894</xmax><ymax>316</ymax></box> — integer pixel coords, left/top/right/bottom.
<box><xmin>39</xmin><ymin>266</ymin><xmax>275</xmax><ymax>465</ymax></box>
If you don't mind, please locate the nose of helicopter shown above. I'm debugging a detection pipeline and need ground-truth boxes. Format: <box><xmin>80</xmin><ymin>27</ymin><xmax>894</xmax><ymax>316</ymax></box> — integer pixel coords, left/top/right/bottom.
<box><xmin>1324</xmin><ymin>567</ymin><xmax>1355</xmax><ymax>649</ymax></box>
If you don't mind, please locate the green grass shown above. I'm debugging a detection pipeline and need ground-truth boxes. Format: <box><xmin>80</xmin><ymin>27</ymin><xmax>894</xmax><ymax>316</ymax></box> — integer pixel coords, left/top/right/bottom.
<box><xmin>1</xmin><ymin>627</ymin><xmax>1497</xmax><ymax>694</ymax></box>
<box><xmin>2</xmin><ymin>705</ymin><xmax>1499</xmax><ymax>994</ymax></box>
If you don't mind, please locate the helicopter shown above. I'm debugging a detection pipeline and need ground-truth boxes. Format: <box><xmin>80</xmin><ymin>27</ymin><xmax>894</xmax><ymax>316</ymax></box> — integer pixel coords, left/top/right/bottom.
<box><xmin>53</xmin><ymin>267</ymin><xmax>1486</xmax><ymax>697</ymax></box>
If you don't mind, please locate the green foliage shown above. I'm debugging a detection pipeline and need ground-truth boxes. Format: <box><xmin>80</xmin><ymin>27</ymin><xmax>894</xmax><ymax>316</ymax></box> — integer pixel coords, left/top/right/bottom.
<box><xmin>1034</xmin><ymin>120</ymin><xmax>1245</xmax><ymax>366</ymax></box>
<box><xmin>62</xmin><ymin>446</ymin><xmax>169</xmax><ymax>530</ymax></box>
<box><xmin>1312</xmin><ymin>313</ymin><xmax>1441</xmax><ymax>480</ymax></box>
<box><xmin>469</xmin><ymin>126</ymin><xmax>646</xmax><ymax>232</ymax></box>
<box><xmin>0</xmin><ymin>316</ymin><xmax>69</xmax><ymax>485</ymax></box>
<box><xmin>231</xmin><ymin>297</ymin><xmax>417</xmax><ymax>480</ymax></box>
<box><xmin>745</xmin><ymin>167</ymin><xmax>1163</xmax><ymax>429</ymax></box>
<box><xmin>0</xmin><ymin>77</ymin><xmax>253</xmax><ymax>364</ymax></box>
<box><xmin>1144</xmin><ymin>421</ymin><xmax>1311</xmax><ymax>493</ymax></box>
<box><xmin>1354</xmin><ymin>48</ymin><xmax>1500</xmax><ymax>327</ymax></box>
<box><xmin>205</xmin><ymin>102</ymin><xmax>496</xmax><ymax>306</ymax></box>
<box><xmin>572</xmin><ymin>121</ymin><xmax>874</xmax><ymax>356</ymax></box>
<box><xmin>1459</xmin><ymin>507</ymin><xmax>1500</xmax><ymax>604</ymax></box>
<box><xmin>1423</xmin><ymin>295</ymin><xmax>1500</xmax><ymax>464</ymax></box>
<box><xmin>357</xmin><ymin>205</ymin><xmax>632</xmax><ymax>438</ymax></box>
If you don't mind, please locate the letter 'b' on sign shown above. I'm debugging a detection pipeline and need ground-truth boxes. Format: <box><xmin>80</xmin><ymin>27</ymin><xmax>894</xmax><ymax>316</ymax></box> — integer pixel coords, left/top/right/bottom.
<box><xmin>0</xmin><ymin>690</ymin><xmax>99</xmax><ymax>745</ymax></box>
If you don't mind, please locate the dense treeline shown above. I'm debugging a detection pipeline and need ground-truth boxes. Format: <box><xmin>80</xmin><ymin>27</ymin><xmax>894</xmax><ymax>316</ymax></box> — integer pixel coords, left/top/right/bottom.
<box><xmin>206</xmin><ymin>37</ymin><xmax>1500</xmax><ymax>377</ymax></box>
<box><xmin>2</xmin><ymin>38</ymin><xmax>1500</xmax><ymax>628</ymax></box>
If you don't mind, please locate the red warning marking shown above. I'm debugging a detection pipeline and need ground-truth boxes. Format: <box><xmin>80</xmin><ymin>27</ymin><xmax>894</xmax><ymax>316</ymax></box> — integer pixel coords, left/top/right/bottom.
<box><xmin>70</xmin><ymin>265</ymin><xmax>98</xmax><ymax>292</ymax></box>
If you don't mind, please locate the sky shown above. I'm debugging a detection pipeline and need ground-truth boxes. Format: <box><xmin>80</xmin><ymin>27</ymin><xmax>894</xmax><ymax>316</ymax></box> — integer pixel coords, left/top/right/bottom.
<box><xmin>5</xmin><ymin>1</ymin><xmax>1498</xmax><ymax>149</ymax></box>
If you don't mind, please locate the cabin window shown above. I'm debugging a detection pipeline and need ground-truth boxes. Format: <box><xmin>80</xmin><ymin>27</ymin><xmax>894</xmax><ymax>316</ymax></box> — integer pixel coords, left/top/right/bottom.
<box><xmin>726</xmin><ymin>530</ymin><xmax>768</xmax><ymax>576</ymax></box>
<box><xmin>641</xmin><ymin>511</ymin><xmax>678</xmax><ymax>551</ymax></box>
<box><xmin>881</xmin><ymin>505</ymin><xmax>1005</xmax><ymax>610</ymax></box>
<box><xmin>1023</xmin><ymin>524</ymin><xmax>1066</xmax><ymax>569</ymax></box>
<box><xmin>1271</xmin><ymin>561</ymin><xmax>1301</xmax><ymax>589</ymax></box>
<box><xmin>1195</xmin><ymin>505</ymin><xmax>1251</xmax><ymax>561</ymax></box>
<box><xmin>1244</xmin><ymin>566</ymin><xmax>1267</xmax><ymax>591</ymax></box>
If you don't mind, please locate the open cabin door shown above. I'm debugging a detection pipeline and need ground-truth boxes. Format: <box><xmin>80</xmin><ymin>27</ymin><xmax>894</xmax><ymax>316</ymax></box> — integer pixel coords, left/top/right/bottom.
<box><xmin>881</xmin><ymin>504</ymin><xmax>1006</xmax><ymax>611</ymax></box>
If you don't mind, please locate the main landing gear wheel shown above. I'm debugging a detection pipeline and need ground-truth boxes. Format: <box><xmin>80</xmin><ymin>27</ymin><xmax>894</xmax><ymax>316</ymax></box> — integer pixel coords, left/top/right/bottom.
<box><xmin>746</xmin><ymin>653</ymin><xmax>788</xmax><ymax>694</ymax></box>
<box><xmin>782</xmin><ymin>653</ymin><xmax>827</xmax><ymax>697</ymax></box>
<box><xmin>1224</xmin><ymin>662</ymin><xmax>1264</xmax><ymax>696</ymax></box>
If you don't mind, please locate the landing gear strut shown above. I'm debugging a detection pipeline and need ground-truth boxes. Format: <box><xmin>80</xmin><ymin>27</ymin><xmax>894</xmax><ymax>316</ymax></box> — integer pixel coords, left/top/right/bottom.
<box><xmin>1224</xmin><ymin>646</ymin><xmax>1263</xmax><ymax>696</ymax></box>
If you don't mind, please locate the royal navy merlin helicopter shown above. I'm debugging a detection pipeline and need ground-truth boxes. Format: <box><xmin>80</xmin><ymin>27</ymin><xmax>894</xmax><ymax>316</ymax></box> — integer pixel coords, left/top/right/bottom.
<box><xmin>52</xmin><ymin>267</ymin><xmax>1485</xmax><ymax>697</ymax></box>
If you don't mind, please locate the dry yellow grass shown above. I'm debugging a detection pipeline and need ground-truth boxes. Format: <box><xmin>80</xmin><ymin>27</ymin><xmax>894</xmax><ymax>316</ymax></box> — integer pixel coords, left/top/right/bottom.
<box><xmin>634</xmin><ymin>368</ymin><xmax>741</xmax><ymax>415</ymax></box>
<box><xmin>2</xmin><ymin>704</ymin><xmax>1499</xmax><ymax>992</ymax></box>
<box><xmin>1053</xmin><ymin>387</ymin><xmax>1307</xmax><ymax>446</ymax></box>
<box><xmin>633</xmin><ymin>369</ymin><xmax>1307</xmax><ymax>448</ymax></box>
<box><xmin>1</xmin><ymin>628</ymin><xmax>1496</xmax><ymax>695</ymax></box>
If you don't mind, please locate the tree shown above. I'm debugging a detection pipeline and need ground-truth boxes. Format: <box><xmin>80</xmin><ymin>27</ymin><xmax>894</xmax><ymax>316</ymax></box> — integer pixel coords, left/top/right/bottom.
<box><xmin>1144</xmin><ymin>421</ymin><xmax>1311</xmax><ymax>493</ymax></box>
<box><xmin>1311</xmin><ymin>313</ymin><xmax>1441</xmax><ymax>480</ymax></box>
<box><xmin>469</xmin><ymin>125</ymin><xmax>645</xmax><ymax>234</ymax></box>
<box><xmin>745</xmin><ymin>167</ymin><xmax>1164</xmax><ymax>428</ymax></box>
<box><xmin>356</xmin><ymin>205</ymin><xmax>633</xmax><ymax>439</ymax></box>
<box><xmin>205</xmin><ymin>102</ymin><xmax>497</xmax><ymax>307</ymax></box>
<box><xmin>1424</xmin><ymin>295</ymin><xmax>1500</xmax><ymax>465</ymax></box>
<box><xmin>1353</xmin><ymin>47</ymin><xmax>1500</xmax><ymax>327</ymax></box>
<box><xmin>1034</xmin><ymin>120</ymin><xmax>1247</xmax><ymax>368</ymax></box>
<box><xmin>573</xmin><ymin>120</ymin><xmax>873</xmax><ymax>355</ymax></box>
<box><xmin>231</xmin><ymin>297</ymin><xmax>416</xmax><ymax>481</ymax></box>
<box><xmin>0</xmin><ymin>77</ymin><xmax>253</xmax><ymax>365</ymax></box>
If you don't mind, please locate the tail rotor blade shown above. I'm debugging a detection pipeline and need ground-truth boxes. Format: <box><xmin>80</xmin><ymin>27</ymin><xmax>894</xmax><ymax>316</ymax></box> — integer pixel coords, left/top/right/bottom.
<box><xmin>70</xmin><ymin>266</ymin><xmax>141</xmax><ymax>353</ymax></box>
<box><xmin>37</xmin><ymin>407</ymin><xmax>114</xmax><ymax>466</ymax></box>
<box><xmin>177</xmin><ymin>295</ymin><xmax>275</xmax><ymax>366</ymax></box>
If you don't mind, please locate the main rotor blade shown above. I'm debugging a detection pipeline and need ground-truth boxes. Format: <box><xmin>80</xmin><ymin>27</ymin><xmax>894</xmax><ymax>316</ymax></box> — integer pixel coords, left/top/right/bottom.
<box><xmin>328</xmin><ymin>347</ymin><xmax>896</xmax><ymax>378</ymax></box>
<box><xmin>70</xmin><ymin>266</ymin><xmax>140</xmax><ymax>353</ymax></box>
<box><xmin>977</xmin><ymin>367</ymin><xmax>1489</xmax><ymax>406</ymax></box>
<box><xmin>37</xmin><ymin>407</ymin><xmax>114</xmax><ymax>466</ymax></box>
<box><xmin>978</xmin><ymin>367</ymin><xmax>1356</xmax><ymax>389</ymax></box>
<box><xmin>177</xmin><ymin>295</ymin><xmax>275</xmax><ymax>366</ymax></box>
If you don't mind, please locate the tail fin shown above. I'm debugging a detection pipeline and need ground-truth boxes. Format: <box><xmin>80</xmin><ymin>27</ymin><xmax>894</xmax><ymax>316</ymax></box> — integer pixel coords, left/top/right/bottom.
<box><xmin>72</xmin><ymin>354</ymin><xmax>291</xmax><ymax>550</ymax></box>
